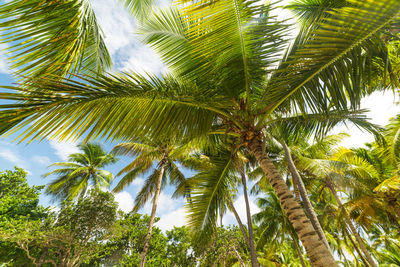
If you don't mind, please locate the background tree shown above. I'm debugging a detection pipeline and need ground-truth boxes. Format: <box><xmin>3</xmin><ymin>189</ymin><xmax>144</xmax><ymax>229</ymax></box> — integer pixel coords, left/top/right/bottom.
<box><xmin>111</xmin><ymin>141</ymin><xmax>194</xmax><ymax>267</ymax></box>
<box><xmin>0</xmin><ymin>167</ymin><xmax>47</xmax><ymax>266</ymax></box>
<box><xmin>193</xmin><ymin>225</ymin><xmax>249</xmax><ymax>266</ymax></box>
<box><xmin>1</xmin><ymin>188</ymin><xmax>119</xmax><ymax>266</ymax></box>
<box><xmin>166</xmin><ymin>226</ymin><xmax>196</xmax><ymax>267</ymax></box>
<box><xmin>45</xmin><ymin>143</ymin><xmax>117</xmax><ymax>201</ymax></box>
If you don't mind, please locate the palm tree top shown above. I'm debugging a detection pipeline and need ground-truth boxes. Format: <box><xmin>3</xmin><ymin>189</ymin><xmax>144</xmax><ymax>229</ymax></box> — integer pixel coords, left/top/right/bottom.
<box><xmin>0</xmin><ymin>0</ymin><xmax>397</xmax><ymax>144</ymax></box>
<box><xmin>45</xmin><ymin>143</ymin><xmax>118</xmax><ymax>201</ymax></box>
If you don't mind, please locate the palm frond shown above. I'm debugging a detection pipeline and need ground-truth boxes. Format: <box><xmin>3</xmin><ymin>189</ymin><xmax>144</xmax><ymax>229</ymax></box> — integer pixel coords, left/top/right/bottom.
<box><xmin>185</xmin><ymin>149</ymin><xmax>236</xmax><ymax>243</ymax></box>
<box><xmin>286</xmin><ymin>0</ymin><xmax>348</xmax><ymax>26</ymax></box>
<box><xmin>0</xmin><ymin>72</ymin><xmax>228</xmax><ymax>143</ymax></box>
<box><xmin>0</xmin><ymin>0</ymin><xmax>111</xmax><ymax>79</ymax></box>
<box><xmin>132</xmin><ymin>168</ymin><xmax>167</xmax><ymax>212</ymax></box>
<box><xmin>264</xmin><ymin>0</ymin><xmax>400</xmax><ymax>114</ymax></box>
<box><xmin>269</xmin><ymin>109</ymin><xmax>382</xmax><ymax>144</ymax></box>
<box><xmin>120</xmin><ymin>0</ymin><xmax>155</xmax><ymax>20</ymax></box>
<box><xmin>112</xmin><ymin>142</ymin><xmax>159</xmax><ymax>157</ymax></box>
<box><xmin>175</xmin><ymin>0</ymin><xmax>290</xmax><ymax>100</ymax></box>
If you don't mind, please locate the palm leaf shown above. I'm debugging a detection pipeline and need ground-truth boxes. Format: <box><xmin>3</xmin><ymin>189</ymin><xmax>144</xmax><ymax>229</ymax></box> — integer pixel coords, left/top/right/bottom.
<box><xmin>0</xmin><ymin>72</ymin><xmax>229</xmax><ymax>143</ymax></box>
<box><xmin>263</xmin><ymin>0</ymin><xmax>400</xmax><ymax>115</ymax></box>
<box><xmin>185</xmin><ymin>148</ymin><xmax>236</xmax><ymax>243</ymax></box>
<box><xmin>132</xmin><ymin>168</ymin><xmax>167</xmax><ymax>212</ymax></box>
<box><xmin>175</xmin><ymin>0</ymin><xmax>290</xmax><ymax>100</ymax></box>
<box><xmin>0</xmin><ymin>0</ymin><xmax>111</xmax><ymax>79</ymax></box>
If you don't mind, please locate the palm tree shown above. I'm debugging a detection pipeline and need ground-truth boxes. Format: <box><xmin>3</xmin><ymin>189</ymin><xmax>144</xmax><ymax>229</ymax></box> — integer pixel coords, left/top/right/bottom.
<box><xmin>253</xmin><ymin>188</ymin><xmax>307</xmax><ymax>267</ymax></box>
<box><xmin>44</xmin><ymin>143</ymin><xmax>117</xmax><ymax>201</ymax></box>
<box><xmin>0</xmin><ymin>0</ymin><xmax>399</xmax><ymax>265</ymax></box>
<box><xmin>111</xmin><ymin>141</ymin><xmax>195</xmax><ymax>267</ymax></box>
<box><xmin>293</xmin><ymin>141</ymin><xmax>381</xmax><ymax>267</ymax></box>
<box><xmin>186</xmin><ymin>144</ymin><xmax>260</xmax><ymax>266</ymax></box>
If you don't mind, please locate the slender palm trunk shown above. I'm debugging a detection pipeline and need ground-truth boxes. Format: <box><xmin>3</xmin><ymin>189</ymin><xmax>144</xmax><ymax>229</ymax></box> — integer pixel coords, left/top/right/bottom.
<box><xmin>232</xmin><ymin>247</ymin><xmax>246</xmax><ymax>267</ymax></box>
<box><xmin>328</xmin><ymin>184</ymin><xmax>377</xmax><ymax>267</ymax></box>
<box><xmin>344</xmin><ymin>227</ymin><xmax>369</xmax><ymax>266</ymax></box>
<box><xmin>227</xmin><ymin>198</ymin><xmax>251</xmax><ymax>249</ymax></box>
<box><xmin>281</xmin><ymin>142</ymin><xmax>332</xmax><ymax>253</ymax></box>
<box><xmin>248</xmin><ymin>136</ymin><xmax>337</xmax><ymax>267</ymax></box>
<box><xmin>292</xmin><ymin>175</ymin><xmax>301</xmax><ymax>202</ymax></box>
<box><xmin>293</xmin><ymin>237</ymin><xmax>307</xmax><ymax>267</ymax></box>
<box><xmin>339</xmin><ymin>246</ymin><xmax>351</xmax><ymax>267</ymax></box>
<box><xmin>139</xmin><ymin>162</ymin><xmax>165</xmax><ymax>267</ymax></box>
<box><xmin>240</xmin><ymin>170</ymin><xmax>259</xmax><ymax>267</ymax></box>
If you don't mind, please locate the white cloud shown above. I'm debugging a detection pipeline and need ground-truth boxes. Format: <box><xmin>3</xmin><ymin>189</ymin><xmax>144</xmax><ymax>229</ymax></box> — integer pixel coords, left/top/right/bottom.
<box><xmin>138</xmin><ymin>191</ymin><xmax>186</xmax><ymax>231</ymax></box>
<box><xmin>131</xmin><ymin>177</ymin><xmax>145</xmax><ymax>187</ymax></box>
<box><xmin>91</xmin><ymin>0</ymin><xmax>165</xmax><ymax>75</ymax></box>
<box><xmin>141</xmin><ymin>191</ymin><xmax>181</xmax><ymax>215</ymax></box>
<box><xmin>0</xmin><ymin>148</ymin><xmax>31</xmax><ymax>174</ymax></box>
<box><xmin>0</xmin><ymin>43</ymin><xmax>10</xmax><ymax>74</ymax></box>
<box><xmin>333</xmin><ymin>91</ymin><xmax>400</xmax><ymax>148</ymax></box>
<box><xmin>48</xmin><ymin>139</ymin><xmax>80</xmax><ymax>161</ymax></box>
<box><xmin>32</xmin><ymin>155</ymin><xmax>51</xmax><ymax>166</ymax></box>
<box><xmin>157</xmin><ymin>207</ymin><xmax>186</xmax><ymax>231</ymax></box>
<box><xmin>115</xmin><ymin>191</ymin><xmax>135</xmax><ymax>213</ymax></box>
<box><xmin>0</xmin><ymin>149</ymin><xmax>22</xmax><ymax>164</ymax></box>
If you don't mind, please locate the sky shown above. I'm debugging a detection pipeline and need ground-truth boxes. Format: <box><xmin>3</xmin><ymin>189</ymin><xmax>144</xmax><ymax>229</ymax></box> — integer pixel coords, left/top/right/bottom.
<box><xmin>0</xmin><ymin>0</ymin><xmax>399</xmax><ymax>232</ymax></box>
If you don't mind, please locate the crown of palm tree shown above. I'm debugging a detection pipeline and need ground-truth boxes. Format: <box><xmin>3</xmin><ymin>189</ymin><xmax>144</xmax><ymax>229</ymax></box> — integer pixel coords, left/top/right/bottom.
<box><xmin>45</xmin><ymin>143</ymin><xmax>118</xmax><ymax>201</ymax></box>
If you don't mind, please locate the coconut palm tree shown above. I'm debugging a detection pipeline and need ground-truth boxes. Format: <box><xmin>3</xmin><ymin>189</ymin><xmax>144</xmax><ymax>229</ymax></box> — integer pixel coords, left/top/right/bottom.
<box><xmin>186</xmin><ymin>143</ymin><xmax>261</xmax><ymax>265</ymax></box>
<box><xmin>293</xmin><ymin>141</ymin><xmax>381</xmax><ymax>267</ymax></box>
<box><xmin>253</xmin><ymin>188</ymin><xmax>307</xmax><ymax>267</ymax></box>
<box><xmin>0</xmin><ymin>0</ymin><xmax>399</xmax><ymax>265</ymax></box>
<box><xmin>44</xmin><ymin>143</ymin><xmax>118</xmax><ymax>201</ymax></box>
<box><xmin>111</xmin><ymin>140</ymin><xmax>196</xmax><ymax>267</ymax></box>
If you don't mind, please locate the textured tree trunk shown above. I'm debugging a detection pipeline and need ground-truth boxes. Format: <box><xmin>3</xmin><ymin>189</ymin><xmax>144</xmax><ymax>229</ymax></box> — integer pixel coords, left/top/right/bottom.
<box><xmin>248</xmin><ymin>136</ymin><xmax>337</xmax><ymax>267</ymax></box>
<box><xmin>329</xmin><ymin>185</ymin><xmax>377</xmax><ymax>267</ymax></box>
<box><xmin>292</xmin><ymin>175</ymin><xmax>301</xmax><ymax>202</ymax></box>
<box><xmin>240</xmin><ymin>170</ymin><xmax>259</xmax><ymax>267</ymax></box>
<box><xmin>227</xmin><ymin>198</ymin><xmax>250</xmax><ymax>249</ymax></box>
<box><xmin>139</xmin><ymin>162</ymin><xmax>165</xmax><ymax>267</ymax></box>
<box><xmin>281</xmin><ymin>142</ymin><xmax>332</xmax><ymax>253</ymax></box>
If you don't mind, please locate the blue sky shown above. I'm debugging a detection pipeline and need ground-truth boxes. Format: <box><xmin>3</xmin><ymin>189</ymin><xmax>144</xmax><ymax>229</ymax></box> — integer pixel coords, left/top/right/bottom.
<box><xmin>0</xmin><ymin>0</ymin><xmax>399</xmax><ymax>231</ymax></box>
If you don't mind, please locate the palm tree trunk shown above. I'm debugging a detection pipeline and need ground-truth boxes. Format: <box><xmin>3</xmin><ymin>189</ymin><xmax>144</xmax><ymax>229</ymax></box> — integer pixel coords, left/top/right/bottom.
<box><xmin>292</xmin><ymin>175</ymin><xmax>301</xmax><ymax>202</ymax></box>
<box><xmin>227</xmin><ymin>198</ymin><xmax>251</xmax><ymax>249</ymax></box>
<box><xmin>240</xmin><ymin>170</ymin><xmax>259</xmax><ymax>267</ymax></box>
<box><xmin>231</xmin><ymin>247</ymin><xmax>246</xmax><ymax>267</ymax></box>
<box><xmin>291</xmin><ymin>236</ymin><xmax>306</xmax><ymax>267</ymax></box>
<box><xmin>281</xmin><ymin>141</ymin><xmax>332</xmax><ymax>253</ymax></box>
<box><xmin>139</xmin><ymin>162</ymin><xmax>165</xmax><ymax>267</ymax></box>
<box><xmin>292</xmin><ymin>236</ymin><xmax>307</xmax><ymax>267</ymax></box>
<box><xmin>248</xmin><ymin>136</ymin><xmax>337</xmax><ymax>267</ymax></box>
<box><xmin>328</xmin><ymin>184</ymin><xmax>377</xmax><ymax>267</ymax></box>
<box><xmin>344</xmin><ymin>227</ymin><xmax>369</xmax><ymax>267</ymax></box>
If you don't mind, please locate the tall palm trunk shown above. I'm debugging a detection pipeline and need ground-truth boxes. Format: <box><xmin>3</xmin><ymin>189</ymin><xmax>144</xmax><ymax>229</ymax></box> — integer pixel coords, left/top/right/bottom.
<box><xmin>281</xmin><ymin>142</ymin><xmax>332</xmax><ymax>253</ymax></box>
<box><xmin>240</xmin><ymin>170</ymin><xmax>259</xmax><ymax>267</ymax></box>
<box><xmin>248</xmin><ymin>136</ymin><xmax>337</xmax><ymax>267</ymax></box>
<box><xmin>328</xmin><ymin>184</ymin><xmax>377</xmax><ymax>267</ymax></box>
<box><xmin>227</xmin><ymin>198</ymin><xmax>251</xmax><ymax>249</ymax></box>
<box><xmin>139</xmin><ymin>162</ymin><xmax>166</xmax><ymax>267</ymax></box>
<box><xmin>344</xmin><ymin>227</ymin><xmax>369</xmax><ymax>267</ymax></box>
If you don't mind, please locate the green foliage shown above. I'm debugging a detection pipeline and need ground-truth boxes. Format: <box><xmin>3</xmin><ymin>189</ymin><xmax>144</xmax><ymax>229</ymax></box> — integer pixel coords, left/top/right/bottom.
<box><xmin>0</xmin><ymin>167</ymin><xmax>47</xmax><ymax>266</ymax></box>
<box><xmin>0</xmin><ymin>167</ymin><xmax>47</xmax><ymax>226</ymax></box>
<box><xmin>89</xmin><ymin>213</ymin><xmax>169</xmax><ymax>266</ymax></box>
<box><xmin>166</xmin><ymin>226</ymin><xmax>196</xmax><ymax>267</ymax></box>
<box><xmin>45</xmin><ymin>143</ymin><xmax>118</xmax><ymax>201</ymax></box>
<box><xmin>1</xmin><ymin>188</ymin><xmax>118</xmax><ymax>266</ymax></box>
<box><xmin>194</xmin><ymin>226</ymin><xmax>249</xmax><ymax>266</ymax></box>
